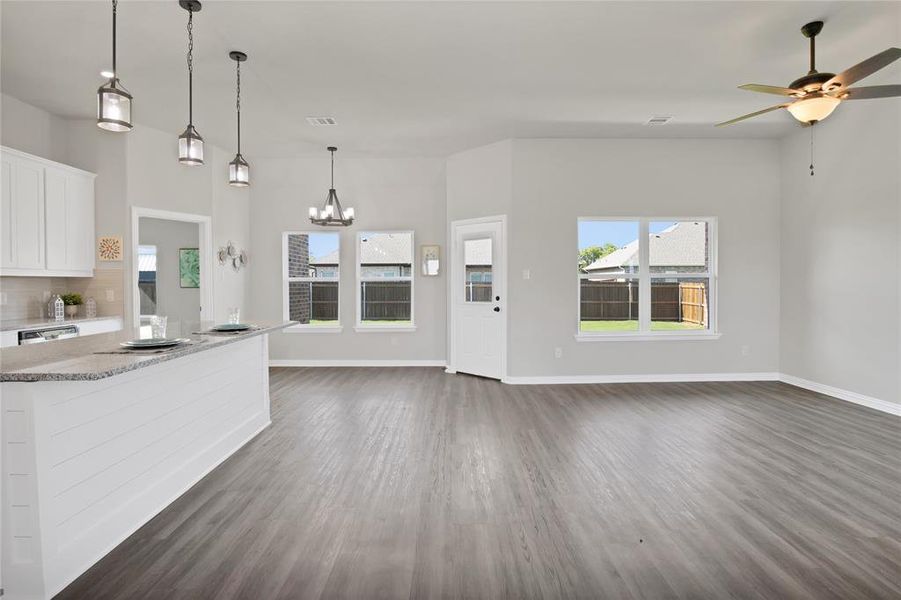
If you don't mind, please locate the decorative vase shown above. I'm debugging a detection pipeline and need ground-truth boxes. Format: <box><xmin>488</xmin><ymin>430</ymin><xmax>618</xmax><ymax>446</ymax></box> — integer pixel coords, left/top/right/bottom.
<box><xmin>65</xmin><ymin>305</ymin><xmax>79</xmax><ymax>318</ymax></box>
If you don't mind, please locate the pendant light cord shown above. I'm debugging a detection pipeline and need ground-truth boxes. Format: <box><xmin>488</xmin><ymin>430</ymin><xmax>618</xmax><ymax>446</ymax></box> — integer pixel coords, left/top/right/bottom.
<box><xmin>330</xmin><ymin>149</ymin><xmax>335</xmax><ymax>188</ymax></box>
<box><xmin>809</xmin><ymin>125</ymin><xmax>815</xmax><ymax>176</ymax></box>
<box><xmin>187</xmin><ymin>9</ymin><xmax>194</xmax><ymax>126</ymax></box>
<box><xmin>236</xmin><ymin>59</ymin><xmax>241</xmax><ymax>153</ymax></box>
<box><xmin>111</xmin><ymin>0</ymin><xmax>117</xmax><ymax>77</ymax></box>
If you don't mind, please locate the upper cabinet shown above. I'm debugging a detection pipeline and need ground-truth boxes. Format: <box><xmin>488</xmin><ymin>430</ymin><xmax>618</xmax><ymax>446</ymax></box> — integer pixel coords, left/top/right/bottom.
<box><xmin>0</xmin><ymin>146</ymin><xmax>96</xmax><ymax>277</ymax></box>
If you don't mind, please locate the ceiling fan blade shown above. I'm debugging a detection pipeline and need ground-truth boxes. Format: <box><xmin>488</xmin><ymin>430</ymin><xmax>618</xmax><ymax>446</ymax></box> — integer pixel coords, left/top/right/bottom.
<box><xmin>715</xmin><ymin>103</ymin><xmax>789</xmax><ymax>127</ymax></box>
<box><xmin>838</xmin><ymin>84</ymin><xmax>901</xmax><ymax>100</ymax></box>
<box><xmin>823</xmin><ymin>47</ymin><xmax>901</xmax><ymax>90</ymax></box>
<box><xmin>739</xmin><ymin>83</ymin><xmax>803</xmax><ymax>96</ymax></box>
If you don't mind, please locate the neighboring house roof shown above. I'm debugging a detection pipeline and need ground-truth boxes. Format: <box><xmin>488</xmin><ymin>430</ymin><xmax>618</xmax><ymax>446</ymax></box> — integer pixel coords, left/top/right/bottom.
<box><xmin>310</xmin><ymin>233</ymin><xmax>413</xmax><ymax>266</ymax></box>
<box><xmin>584</xmin><ymin>221</ymin><xmax>706</xmax><ymax>272</ymax></box>
<box><xmin>464</xmin><ymin>238</ymin><xmax>492</xmax><ymax>266</ymax></box>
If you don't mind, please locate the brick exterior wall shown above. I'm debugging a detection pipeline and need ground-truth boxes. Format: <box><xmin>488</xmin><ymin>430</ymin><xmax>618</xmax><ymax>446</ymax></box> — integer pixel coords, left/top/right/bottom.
<box><xmin>287</xmin><ymin>235</ymin><xmax>311</xmax><ymax>323</ymax></box>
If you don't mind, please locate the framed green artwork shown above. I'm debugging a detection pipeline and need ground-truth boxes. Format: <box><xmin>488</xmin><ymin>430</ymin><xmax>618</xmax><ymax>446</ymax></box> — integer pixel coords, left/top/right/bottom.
<box><xmin>179</xmin><ymin>248</ymin><xmax>200</xmax><ymax>288</ymax></box>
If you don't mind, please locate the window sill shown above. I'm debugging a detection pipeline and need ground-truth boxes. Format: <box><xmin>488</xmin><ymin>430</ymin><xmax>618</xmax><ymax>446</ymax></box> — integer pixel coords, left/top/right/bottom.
<box><xmin>574</xmin><ymin>332</ymin><xmax>722</xmax><ymax>342</ymax></box>
<box><xmin>354</xmin><ymin>325</ymin><xmax>417</xmax><ymax>333</ymax></box>
<box><xmin>284</xmin><ymin>325</ymin><xmax>343</xmax><ymax>334</ymax></box>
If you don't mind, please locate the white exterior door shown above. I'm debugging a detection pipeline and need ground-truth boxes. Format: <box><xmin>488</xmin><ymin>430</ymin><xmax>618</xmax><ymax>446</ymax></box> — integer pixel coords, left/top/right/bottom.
<box><xmin>452</xmin><ymin>217</ymin><xmax>505</xmax><ymax>380</ymax></box>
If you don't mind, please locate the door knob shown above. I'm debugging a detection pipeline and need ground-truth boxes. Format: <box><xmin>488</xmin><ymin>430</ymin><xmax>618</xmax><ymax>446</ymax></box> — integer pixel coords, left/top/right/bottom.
<box><xmin>495</xmin><ymin>296</ymin><xmax>500</xmax><ymax>301</ymax></box>
<box><xmin>493</xmin><ymin>307</ymin><xmax>500</xmax><ymax>312</ymax></box>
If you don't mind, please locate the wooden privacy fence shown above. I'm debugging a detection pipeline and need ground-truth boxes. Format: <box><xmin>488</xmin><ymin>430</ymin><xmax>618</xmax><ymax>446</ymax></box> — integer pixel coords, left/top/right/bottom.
<box><xmin>310</xmin><ymin>281</ymin><xmax>339</xmax><ymax>320</ymax></box>
<box><xmin>465</xmin><ymin>282</ymin><xmax>492</xmax><ymax>302</ymax></box>
<box><xmin>360</xmin><ymin>281</ymin><xmax>411</xmax><ymax>321</ymax></box>
<box><xmin>580</xmin><ymin>280</ymin><xmax>707</xmax><ymax>325</ymax></box>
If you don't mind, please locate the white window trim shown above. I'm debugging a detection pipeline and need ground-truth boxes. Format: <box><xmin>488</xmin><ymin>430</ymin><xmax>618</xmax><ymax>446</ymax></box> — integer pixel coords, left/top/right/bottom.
<box><xmin>355</xmin><ymin>230</ymin><xmax>416</xmax><ymax>332</ymax></box>
<box><xmin>282</xmin><ymin>231</ymin><xmax>342</xmax><ymax>333</ymax></box>
<box><xmin>575</xmin><ymin>217</ymin><xmax>718</xmax><ymax>341</ymax></box>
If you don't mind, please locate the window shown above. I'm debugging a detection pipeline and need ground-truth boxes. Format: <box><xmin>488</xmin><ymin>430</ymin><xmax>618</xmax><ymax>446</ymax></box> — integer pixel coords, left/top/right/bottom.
<box><xmin>577</xmin><ymin>218</ymin><xmax>716</xmax><ymax>339</ymax></box>
<box><xmin>137</xmin><ymin>245</ymin><xmax>158</xmax><ymax>317</ymax></box>
<box><xmin>464</xmin><ymin>237</ymin><xmax>492</xmax><ymax>302</ymax></box>
<box><xmin>283</xmin><ymin>232</ymin><xmax>340</xmax><ymax>330</ymax></box>
<box><xmin>356</xmin><ymin>231</ymin><xmax>415</xmax><ymax>330</ymax></box>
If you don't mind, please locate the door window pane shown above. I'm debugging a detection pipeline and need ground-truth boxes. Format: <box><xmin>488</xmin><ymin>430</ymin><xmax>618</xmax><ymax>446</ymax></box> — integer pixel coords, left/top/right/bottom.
<box><xmin>464</xmin><ymin>238</ymin><xmax>492</xmax><ymax>302</ymax></box>
<box><xmin>650</xmin><ymin>278</ymin><xmax>709</xmax><ymax>330</ymax></box>
<box><xmin>649</xmin><ymin>221</ymin><xmax>708</xmax><ymax>274</ymax></box>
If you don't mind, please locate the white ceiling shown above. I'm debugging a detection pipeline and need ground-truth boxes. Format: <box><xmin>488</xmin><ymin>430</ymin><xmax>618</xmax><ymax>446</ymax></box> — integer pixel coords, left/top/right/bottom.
<box><xmin>1</xmin><ymin>1</ymin><xmax>898</xmax><ymax>157</ymax></box>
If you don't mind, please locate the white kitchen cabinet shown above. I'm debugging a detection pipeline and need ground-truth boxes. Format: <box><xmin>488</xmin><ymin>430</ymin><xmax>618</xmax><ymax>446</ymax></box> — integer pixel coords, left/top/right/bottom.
<box><xmin>0</xmin><ymin>146</ymin><xmax>96</xmax><ymax>277</ymax></box>
<box><xmin>45</xmin><ymin>164</ymin><xmax>95</xmax><ymax>274</ymax></box>
<box><xmin>1</xmin><ymin>152</ymin><xmax>46</xmax><ymax>271</ymax></box>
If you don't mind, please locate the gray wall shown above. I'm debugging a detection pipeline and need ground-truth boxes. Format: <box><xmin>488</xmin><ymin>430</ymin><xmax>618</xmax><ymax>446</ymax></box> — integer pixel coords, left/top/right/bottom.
<box><xmin>780</xmin><ymin>92</ymin><xmax>900</xmax><ymax>405</ymax></box>
<box><xmin>250</xmin><ymin>156</ymin><xmax>447</xmax><ymax>362</ymax></box>
<box><xmin>138</xmin><ymin>217</ymin><xmax>201</xmax><ymax>333</ymax></box>
<box><xmin>508</xmin><ymin>139</ymin><xmax>781</xmax><ymax>378</ymax></box>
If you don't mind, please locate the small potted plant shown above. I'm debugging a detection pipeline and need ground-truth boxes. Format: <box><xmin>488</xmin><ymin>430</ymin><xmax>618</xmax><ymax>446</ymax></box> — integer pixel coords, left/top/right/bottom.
<box><xmin>60</xmin><ymin>293</ymin><xmax>83</xmax><ymax>318</ymax></box>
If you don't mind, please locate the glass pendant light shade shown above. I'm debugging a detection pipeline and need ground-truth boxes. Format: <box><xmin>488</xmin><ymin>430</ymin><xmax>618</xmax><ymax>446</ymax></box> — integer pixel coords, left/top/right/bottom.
<box><xmin>96</xmin><ymin>0</ymin><xmax>132</xmax><ymax>132</ymax></box>
<box><xmin>228</xmin><ymin>154</ymin><xmax>250</xmax><ymax>186</ymax></box>
<box><xmin>97</xmin><ymin>79</ymin><xmax>132</xmax><ymax>131</ymax></box>
<box><xmin>178</xmin><ymin>1</ymin><xmax>203</xmax><ymax>166</ymax></box>
<box><xmin>786</xmin><ymin>94</ymin><xmax>841</xmax><ymax>124</ymax></box>
<box><xmin>227</xmin><ymin>51</ymin><xmax>250</xmax><ymax>187</ymax></box>
<box><xmin>178</xmin><ymin>124</ymin><xmax>204</xmax><ymax>165</ymax></box>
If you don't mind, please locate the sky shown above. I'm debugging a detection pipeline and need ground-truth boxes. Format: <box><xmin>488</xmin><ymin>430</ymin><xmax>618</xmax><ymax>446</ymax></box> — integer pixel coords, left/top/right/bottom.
<box><xmin>308</xmin><ymin>232</ymin><xmax>339</xmax><ymax>260</ymax></box>
<box><xmin>578</xmin><ymin>220</ymin><xmax>675</xmax><ymax>251</ymax></box>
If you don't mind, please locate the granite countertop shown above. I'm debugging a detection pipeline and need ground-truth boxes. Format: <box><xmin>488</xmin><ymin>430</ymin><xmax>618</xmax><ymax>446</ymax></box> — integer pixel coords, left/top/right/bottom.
<box><xmin>0</xmin><ymin>315</ymin><xmax>124</xmax><ymax>332</ymax></box>
<box><xmin>0</xmin><ymin>320</ymin><xmax>294</xmax><ymax>382</ymax></box>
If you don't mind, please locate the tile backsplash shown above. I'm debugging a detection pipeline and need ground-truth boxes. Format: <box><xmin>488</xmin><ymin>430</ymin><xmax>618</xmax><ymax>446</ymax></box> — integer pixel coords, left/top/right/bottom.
<box><xmin>0</xmin><ymin>268</ymin><xmax>125</xmax><ymax>322</ymax></box>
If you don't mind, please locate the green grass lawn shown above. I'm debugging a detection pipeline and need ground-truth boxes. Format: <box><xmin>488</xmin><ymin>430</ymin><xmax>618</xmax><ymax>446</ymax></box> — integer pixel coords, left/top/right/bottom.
<box><xmin>309</xmin><ymin>320</ymin><xmax>339</xmax><ymax>326</ymax></box>
<box><xmin>580</xmin><ymin>320</ymin><xmax>704</xmax><ymax>332</ymax></box>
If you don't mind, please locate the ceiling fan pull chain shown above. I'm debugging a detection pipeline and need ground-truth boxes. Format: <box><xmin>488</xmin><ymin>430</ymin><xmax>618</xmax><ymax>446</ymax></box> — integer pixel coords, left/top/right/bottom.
<box><xmin>809</xmin><ymin>126</ymin><xmax>815</xmax><ymax>176</ymax></box>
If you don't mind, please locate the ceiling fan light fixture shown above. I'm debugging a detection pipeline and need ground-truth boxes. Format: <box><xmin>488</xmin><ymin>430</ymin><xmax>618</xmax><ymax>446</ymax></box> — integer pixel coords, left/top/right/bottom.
<box><xmin>786</xmin><ymin>94</ymin><xmax>841</xmax><ymax>124</ymax></box>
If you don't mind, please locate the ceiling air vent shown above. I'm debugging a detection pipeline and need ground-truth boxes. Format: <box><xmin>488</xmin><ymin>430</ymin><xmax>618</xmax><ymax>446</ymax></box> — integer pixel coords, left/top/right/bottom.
<box><xmin>306</xmin><ymin>116</ymin><xmax>337</xmax><ymax>127</ymax></box>
<box><xmin>645</xmin><ymin>116</ymin><xmax>672</xmax><ymax>126</ymax></box>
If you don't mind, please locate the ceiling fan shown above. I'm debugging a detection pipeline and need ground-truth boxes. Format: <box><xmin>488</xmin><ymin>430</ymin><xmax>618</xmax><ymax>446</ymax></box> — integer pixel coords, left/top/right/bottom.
<box><xmin>717</xmin><ymin>21</ymin><xmax>901</xmax><ymax>127</ymax></box>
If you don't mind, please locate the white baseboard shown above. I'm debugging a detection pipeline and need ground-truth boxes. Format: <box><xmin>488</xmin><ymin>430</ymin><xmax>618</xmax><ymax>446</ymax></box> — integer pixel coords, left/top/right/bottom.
<box><xmin>778</xmin><ymin>373</ymin><xmax>900</xmax><ymax>416</ymax></box>
<box><xmin>501</xmin><ymin>372</ymin><xmax>780</xmax><ymax>385</ymax></box>
<box><xmin>270</xmin><ymin>359</ymin><xmax>446</xmax><ymax>368</ymax></box>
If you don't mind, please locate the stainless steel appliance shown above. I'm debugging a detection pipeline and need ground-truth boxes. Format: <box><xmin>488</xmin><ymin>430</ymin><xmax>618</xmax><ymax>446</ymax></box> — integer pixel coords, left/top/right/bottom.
<box><xmin>18</xmin><ymin>325</ymin><xmax>79</xmax><ymax>345</ymax></box>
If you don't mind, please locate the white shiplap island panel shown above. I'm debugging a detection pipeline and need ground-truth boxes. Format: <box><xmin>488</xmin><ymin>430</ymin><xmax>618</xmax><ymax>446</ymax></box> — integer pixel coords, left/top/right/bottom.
<box><xmin>1</xmin><ymin>324</ymin><xmax>290</xmax><ymax>599</ymax></box>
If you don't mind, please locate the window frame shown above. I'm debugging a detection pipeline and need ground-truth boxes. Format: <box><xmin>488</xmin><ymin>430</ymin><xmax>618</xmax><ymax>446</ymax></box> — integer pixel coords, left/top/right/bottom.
<box><xmin>355</xmin><ymin>230</ymin><xmax>417</xmax><ymax>332</ymax></box>
<box><xmin>575</xmin><ymin>217</ymin><xmax>719</xmax><ymax>342</ymax></box>
<box><xmin>282</xmin><ymin>231</ymin><xmax>343</xmax><ymax>334</ymax></box>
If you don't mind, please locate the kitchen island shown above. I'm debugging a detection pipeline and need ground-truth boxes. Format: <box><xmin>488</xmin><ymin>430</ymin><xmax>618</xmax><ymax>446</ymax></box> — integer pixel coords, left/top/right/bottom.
<box><xmin>0</xmin><ymin>322</ymin><xmax>292</xmax><ymax>600</ymax></box>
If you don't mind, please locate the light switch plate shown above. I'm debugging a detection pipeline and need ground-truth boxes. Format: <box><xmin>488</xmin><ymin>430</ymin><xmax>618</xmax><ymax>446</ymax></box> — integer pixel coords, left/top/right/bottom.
<box><xmin>522</xmin><ymin>269</ymin><xmax>531</xmax><ymax>280</ymax></box>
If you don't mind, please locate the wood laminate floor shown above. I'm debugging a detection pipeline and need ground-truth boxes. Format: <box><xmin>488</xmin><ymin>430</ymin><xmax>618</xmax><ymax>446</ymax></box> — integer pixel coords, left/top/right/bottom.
<box><xmin>58</xmin><ymin>368</ymin><xmax>901</xmax><ymax>599</ymax></box>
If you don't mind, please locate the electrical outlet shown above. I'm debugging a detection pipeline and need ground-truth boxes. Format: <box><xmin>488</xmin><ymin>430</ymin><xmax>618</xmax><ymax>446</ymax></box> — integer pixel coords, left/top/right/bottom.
<box><xmin>554</xmin><ymin>347</ymin><xmax>563</xmax><ymax>359</ymax></box>
<box><xmin>105</xmin><ymin>289</ymin><xmax>115</xmax><ymax>302</ymax></box>
<box><xmin>0</xmin><ymin>292</ymin><xmax>7</xmax><ymax>305</ymax></box>
<box><xmin>741</xmin><ymin>345</ymin><xmax>750</xmax><ymax>356</ymax></box>
<box><xmin>522</xmin><ymin>269</ymin><xmax>531</xmax><ymax>280</ymax></box>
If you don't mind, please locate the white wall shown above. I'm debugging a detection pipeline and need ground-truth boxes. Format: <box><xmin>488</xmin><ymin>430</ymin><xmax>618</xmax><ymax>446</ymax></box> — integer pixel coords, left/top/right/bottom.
<box><xmin>780</xmin><ymin>101</ymin><xmax>900</xmax><ymax>405</ymax></box>
<box><xmin>250</xmin><ymin>155</ymin><xmax>447</xmax><ymax>362</ymax></box>
<box><xmin>0</xmin><ymin>93</ymin><xmax>69</xmax><ymax>164</ymax></box>
<box><xmin>447</xmin><ymin>138</ymin><xmax>782</xmax><ymax>379</ymax></box>
<box><xmin>138</xmin><ymin>217</ymin><xmax>200</xmax><ymax>331</ymax></box>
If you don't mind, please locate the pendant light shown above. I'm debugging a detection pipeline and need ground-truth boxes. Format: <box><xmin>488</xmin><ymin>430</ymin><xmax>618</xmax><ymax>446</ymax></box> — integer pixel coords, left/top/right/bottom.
<box><xmin>309</xmin><ymin>147</ymin><xmax>355</xmax><ymax>227</ymax></box>
<box><xmin>177</xmin><ymin>0</ymin><xmax>204</xmax><ymax>165</ymax></box>
<box><xmin>227</xmin><ymin>51</ymin><xmax>249</xmax><ymax>187</ymax></box>
<box><xmin>96</xmin><ymin>0</ymin><xmax>133</xmax><ymax>131</ymax></box>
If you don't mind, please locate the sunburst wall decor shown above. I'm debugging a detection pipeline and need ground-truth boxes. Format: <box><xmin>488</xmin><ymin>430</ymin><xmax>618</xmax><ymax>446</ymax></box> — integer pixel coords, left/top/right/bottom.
<box><xmin>97</xmin><ymin>236</ymin><xmax>123</xmax><ymax>261</ymax></box>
